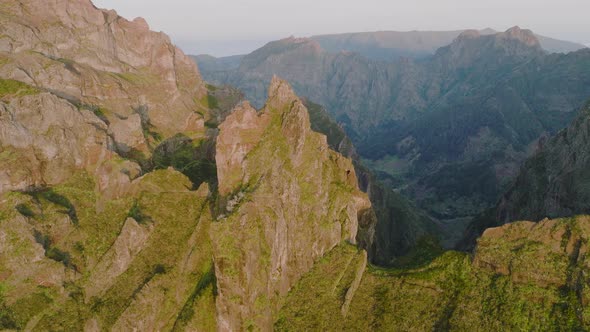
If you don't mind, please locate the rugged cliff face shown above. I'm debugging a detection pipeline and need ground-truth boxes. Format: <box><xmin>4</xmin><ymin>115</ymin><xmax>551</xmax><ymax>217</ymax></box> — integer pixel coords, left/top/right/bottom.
<box><xmin>461</xmin><ymin>101</ymin><xmax>590</xmax><ymax>249</ymax></box>
<box><xmin>0</xmin><ymin>0</ymin><xmax>207</xmax><ymax>132</ymax></box>
<box><xmin>0</xmin><ymin>0</ymin><xmax>210</xmax><ymax>195</ymax></box>
<box><xmin>4</xmin><ymin>1</ymin><xmax>590</xmax><ymax>331</ymax></box>
<box><xmin>211</xmin><ymin>77</ymin><xmax>376</xmax><ymax>330</ymax></box>
<box><xmin>303</xmin><ymin>99</ymin><xmax>442</xmax><ymax>264</ymax></box>
<box><xmin>497</xmin><ymin>101</ymin><xmax>590</xmax><ymax>223</ymax></box>
<box><xmin>0</xmin><ymin>1</ymin><xmax>220</xmax><ymax>330</ymax></box>
<box><xmin>0</xmin><ymin>3</ymin><xmax>377</xmax><ymax>329</ymax></box>
<box><xmin>278</xmin><ymin>216</ymin><xmax>590</xmax><ymax>331</ymax></box>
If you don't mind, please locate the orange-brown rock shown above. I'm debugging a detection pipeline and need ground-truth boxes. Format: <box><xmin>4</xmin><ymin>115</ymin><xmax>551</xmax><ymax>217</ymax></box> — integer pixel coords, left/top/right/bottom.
<box><xmin>212</xmin><ymin>77</ymin><xmax>376</xmax><ymax>330</ymax></box>
<box><xmin>0</xmin><ymin>0</ymin><xmax>210</xmax><ymax>194</ymax></box>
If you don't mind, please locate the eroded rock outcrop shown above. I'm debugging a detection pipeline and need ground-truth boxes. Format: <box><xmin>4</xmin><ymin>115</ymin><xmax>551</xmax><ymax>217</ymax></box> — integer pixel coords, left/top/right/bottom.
<box><xmin>0</xmin><ymin>90</ymin><xmax>131</xmax><ymax>193</ymax></box>
<box><xmin>0</xmin><ymin>0</ymin><xmax>207</xmax><ymax>129</ymax></box>
<box><xmin>0</xmin><ymin>2</ymin><xmax>219</xmax><ymax>330</ymax></box>
<box><xmin>212</xmin><ymin>77</ymin><xmax>376</xmax><ymax>330</ymax></box>
<box><xmin>0</xmin><ymin>169</ymin><xmax>217</xmax><ymax>331</ymax></box>
<box><xmin>0</xmin><ymin>0</ymin><xmax>210</xmax><ymax>195</ymax></box>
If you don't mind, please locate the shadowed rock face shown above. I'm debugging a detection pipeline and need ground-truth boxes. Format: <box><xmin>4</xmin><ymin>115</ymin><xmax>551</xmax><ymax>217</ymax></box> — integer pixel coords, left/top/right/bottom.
<box><xmin>496</xmin><ymin>102</ymin><xmax>590</xmax><ymax>223</ymax></box>
<box><xmin>460</xmin><ymin>101</ymin><xmax>590</xmax><ymax>250</ymax></box>
<box><xmin>212</xmin><ymin>77</ymin><xmax>376</xmax><ymax>330</ymax></box>
<box><xmin>302</xmin><ymin>99</ymin><xmax>442</xmax><ymax>264</ymax></box>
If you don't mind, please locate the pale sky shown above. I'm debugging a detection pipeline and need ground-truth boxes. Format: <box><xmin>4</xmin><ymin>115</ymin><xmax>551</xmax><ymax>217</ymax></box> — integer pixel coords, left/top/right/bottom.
<box><xmin>92</xmin><ymin>0</ymin><xmax>590</xmax><ymax>57</ymax></box>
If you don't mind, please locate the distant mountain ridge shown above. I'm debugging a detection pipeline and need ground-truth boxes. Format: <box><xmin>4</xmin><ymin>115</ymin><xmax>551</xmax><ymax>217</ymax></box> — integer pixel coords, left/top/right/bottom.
<box><xmin>192</xmin><ymin>28</ymin><xmax>586</xmax><ymax>83</ymax></box>
<box><xmin>311</xmin><ymin>29</ymin><xmax>586</xmax><ymax>61</ymax></box>
<box><xmin>194</xmin><ymin>28</ymin><xmax>586</xmax><ymax>66</ymax></box>
<box><xmin>194</xmin><ymin>53</ymin><xmax>243</xmax><ymax>73</ymax></box>
<box><xmin>195</xmin><ymin>27</ymin><xmax>590</xmax><ymax>243</ymax></box>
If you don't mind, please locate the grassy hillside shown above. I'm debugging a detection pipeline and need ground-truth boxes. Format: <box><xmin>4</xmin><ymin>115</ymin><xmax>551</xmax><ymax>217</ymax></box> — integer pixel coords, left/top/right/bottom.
<box><xmin>278</xmin><ymin>216</ymin><xmax>590</xmax><ymax>330</ymax></box>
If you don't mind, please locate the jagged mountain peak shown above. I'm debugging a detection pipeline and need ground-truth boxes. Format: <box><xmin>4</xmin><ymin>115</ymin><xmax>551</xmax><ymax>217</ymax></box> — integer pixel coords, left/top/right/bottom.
<box><xmin>130</xmin><ymin>16</ymin><xmax>150</xmax><ymax>30</ymax></box>
<box><xmin>457</xmin><ymin>29</ymin><xmax>482</xmax><ymax>39</ymax></box>
<box><xmin>439</xmin><ymin>25</ymin><xmax>545</xmax><ymax>66</ymax></box>
<box><xmin>239</xmin><ymin>36</ymin><xmax>324</xmax><ymax>71</ymax></box>
<box><xmin>453</xmin><ymin>26</ymin><xmax>540</xmax><ymax>49</ymax></box>
<box><xmin>217</xmin><ymin>77</ymin><xmax>314</xmax><ymax>195</ymax></box>
<box><xmin>266</xmin><ymin>75</ymin><xmax>300</xmax><ymax>108</ymax></box>
<box><xmin>214</xmin><ymin>77</ymin><xmax>375</xmax><ymax>329</ymax></box>
<box><xmin>499</xmin><ymin>26</ymin><xmax>541</xmax><ymax>47</ymax></box>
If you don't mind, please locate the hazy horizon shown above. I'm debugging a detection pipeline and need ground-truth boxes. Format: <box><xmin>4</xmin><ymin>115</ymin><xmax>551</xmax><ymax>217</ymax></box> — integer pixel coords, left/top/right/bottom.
<box><xmin>92</xmin><ymin>0</ymin><xmax>590</xmax><ymax>57</ymax></box>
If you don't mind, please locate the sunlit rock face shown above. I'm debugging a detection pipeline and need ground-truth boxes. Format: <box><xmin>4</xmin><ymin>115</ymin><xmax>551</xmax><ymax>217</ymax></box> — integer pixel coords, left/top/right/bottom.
<box><xmin>0</xmin><ymin>0</ymin><xmax>212</xmax><ymax>195</ymax></box>
<box><xmin>212</xmin><ymin>77</ymin><xmax>376</xmax><ymax>330</ymax></box>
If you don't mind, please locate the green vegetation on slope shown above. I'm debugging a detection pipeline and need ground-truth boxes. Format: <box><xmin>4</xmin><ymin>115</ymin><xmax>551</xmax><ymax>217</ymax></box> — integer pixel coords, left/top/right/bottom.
<box><xmin>0</xmin><ymin>170</ymin><xmax>217</xmax><ymax>331</ymax></box>
<box><xmin>210</xmin><ymin>79</ymin><xmax>376</xmax><ymax>330</ymax></box>
<box><xmin>278</xmin><ymin>216</ymin><xmax>590</xmax><ymax>330</ymax></box>
<box><xmin>303</xmin><ymin>97</ymin><xmax>441</xmax><ymax>263</ymax></box>
<box><xmin>151</xmin><ymin>134</ymin><xmax>217</xmax><ymax>189</ymax></box>
<box><xmin>0</xmin><ymin>78</ymin><xmax>38</xmax><ymax>100</ymax></box>
<box><xmin>461</xmin><ymin>100</ymin><xmax>590</xmax><ymax>250</ymax></box>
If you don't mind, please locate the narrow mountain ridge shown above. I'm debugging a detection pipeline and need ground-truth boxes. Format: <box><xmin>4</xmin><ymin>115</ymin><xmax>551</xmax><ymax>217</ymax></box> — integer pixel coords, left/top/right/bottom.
<box><xmin>212</xmin><ymin>77</ymin><xmax>376</xmax><ymax>330</ymax></box>
<box><xmin>278</xmin><ymin>216</ymin><xmax>590</xmax><ymax>330</ymax></box>
<box><xmin>303</xmin><ymin>99</ymin><xmax>442</xmax><ymax>264</ymax></box>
